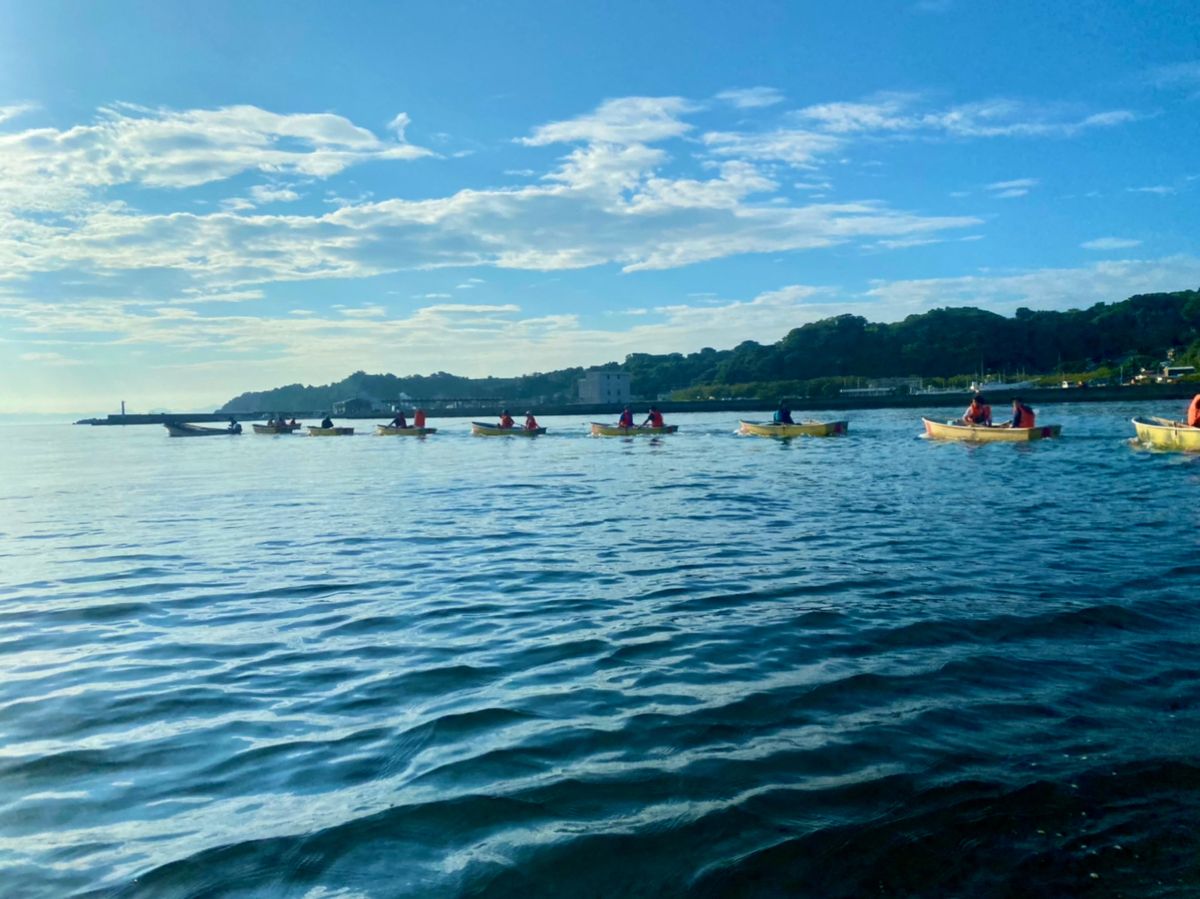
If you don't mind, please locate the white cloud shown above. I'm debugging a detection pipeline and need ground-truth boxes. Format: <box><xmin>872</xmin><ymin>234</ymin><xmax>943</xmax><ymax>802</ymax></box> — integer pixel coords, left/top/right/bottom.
<box><xmin>983</xmin><ymin>177</ymin><xmax>1038</xmax><ymax>199</ymax></box>
<box><xmin>1127</xmin><ymin>185</ymin><xmax>1175</xmax><ymax>195</ymax></box>
<box><xmin>0</xmin><ymin>103</ymin><xmax>35</xmax><ymax>125</ymax></box>
<box><xmin>0</xmin><ymin>103</ymin><xmax>431</xmax><ymax>213</ymax></box>
<box><xmin>249</xmin><ymin>185</ymin><xmax>301</xmax><ymax>204</ymax></box>
<box><xmin>793</xmin><ymin>93</ymin><xmax>1136</xmax><ymax>139</ymax></box>
<box><xmin>339</xmin><ymin>305</ymin><xmax>388</xmax><ymax>318</ymax></box>
<box><xmin>18</xmin><ymin>351</ymin><xmax>82</xmax><ymax>365</ymax></box>
<box><xmin>863</xmin><ymin>254</ymin><xmax>1200</xmax><ymax>316</ymax></box>
<box><xmin>702</xmin><ymin>129</ymin><xmax>841</xmax><ymax>168</ymax></box>
<box><xmin>519</xmin><ymin>96</ymin><xmax>696</xmax><ymax>146</ymax></box>
<box><xmin>715</xmin><ymin>87</ymin><xmax>785</xmax><ymax>109</ymax></box>
<box><xmin>1082</xmin><ymin>237</ymin><xmax>1142</xmax><ymax>250</ymax></box>
<box><xmin>387</xmin><ymin>112</ymin><xmax>411</xmax><ymax>139</ymax></box>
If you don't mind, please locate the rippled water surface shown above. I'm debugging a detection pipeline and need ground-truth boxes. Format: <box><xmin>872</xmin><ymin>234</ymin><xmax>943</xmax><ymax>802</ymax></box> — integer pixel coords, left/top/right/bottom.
<box><xmin>2</xmin><ymin>404</ymin><xmax>1199</xmax><ymax>898</ymax></box>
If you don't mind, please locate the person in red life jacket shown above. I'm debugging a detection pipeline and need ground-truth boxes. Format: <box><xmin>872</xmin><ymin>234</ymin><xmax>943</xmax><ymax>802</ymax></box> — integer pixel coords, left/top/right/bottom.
<box><xmin>414</xmin><ymin>408</ymin><xmax>427</xmax><ymax>428</ymax></box>
<box><xmin>1003</xmin><ymin>398</ymin><xmax>1036</xmax><ymax>429</ymax></box>
<box><xmin>498</xmin><ymin>409</ymin><xmax>515</xmax><ymax>429</ymax></box>
<box><xmin>388</xmin><ymin>410</ymin><xmax>408</xmax><ymax>429</ymax></box>
<box><xmin>523</xmin><ymin>411</ymin><xmax>540</xmax><ymax>430</ymax></box>
<box><xmin>961</xmin><ymin>394</ymin><xmax>992</xmax><ymax>426</ymax></box>
<box><xmin>1187</xmin><ymin>394</ymin><xmax>1200</xmax><ymax>428</ymax></box>
<box><xmin>617</xmin><ymin>407</ymin><xmax>635</xmax><ymax>428</ymax></box>
<box><xmin>641</xmin><ymin>406</ymin><xmax>665</xmax><ymax>428</ymax></box>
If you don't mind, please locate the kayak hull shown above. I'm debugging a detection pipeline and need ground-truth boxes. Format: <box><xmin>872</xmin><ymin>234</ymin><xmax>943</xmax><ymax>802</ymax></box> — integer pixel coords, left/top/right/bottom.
<box><xmin>739</xmin><ymin>420</ymin><xmax>848</xmax><ymax>437</ymax></box>
<box><xmin>252</xmin><ymin>423</ymin><xmax>299</xmax><ymax>434</ymax></box>
<box><xmin>376</xmin><ymin>426</ymin><xmax>437</xmax><ymax>436</ymax></box>
<box><xmin>307</xmin><ymin>426</ymin><xmax>355</xmax><ymax>436</ymax></box>
<box><xmin>164</xmin><ymin>423</ymin><xmax>241</xmax><ymax>437</ymax></box>
<box><xmin>471</xmin><ymin>421</ymin><xmax>545</xmax><ymax>436</ymax></box>
<box><xmin>590</xmin><ymin>422</ymin><xmax>678</xmax><ymax>437</ymax></box>
<box><xmin>1131</xmin><ymin>416</ymin><xmax>1200</xmax><ymax>451</ymax></box>
<box><xmin>922</xmin><ymin>418</ymin><xmax>1061</xmax><ymax>442</ymax></box>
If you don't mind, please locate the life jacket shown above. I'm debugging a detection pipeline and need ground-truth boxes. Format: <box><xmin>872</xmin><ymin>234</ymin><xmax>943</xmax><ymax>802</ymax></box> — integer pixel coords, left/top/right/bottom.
<box><xmin>524</xmin><ymin>416</ymin><xmax>539</xmax><ymax>430</ymax></box>
<box><xmin>965</xmin><ymin>403</ymin><xmax>990</xmax><ymax>424</ymax></box>
<box><xmin>499</xmin><ymin>414</ymin><xmax>514</xmax><ymax>429</ymax></box>
<box><xmin>618</xmin><ymin>411</ymin><xmax>634</xmax><ymax>427</ymax></box>
<box><xmin>648</xmin><ymin>410</ymin><xmax>664</xmax><ymax>427</ymax></box>
<box><xmin>414</xmin><ymin>409</ymin><xmax>426</xmax><ymax>428</ymax></box>
<box><xmin>1188</xmin><ymin>395</ymin><xmax>1200</xmax><ymax>428</ymax></box>
<box><xmin>1014</xmin><ymin>405</ymin><xmax>1035</xmax><ymax>428</ymax></box>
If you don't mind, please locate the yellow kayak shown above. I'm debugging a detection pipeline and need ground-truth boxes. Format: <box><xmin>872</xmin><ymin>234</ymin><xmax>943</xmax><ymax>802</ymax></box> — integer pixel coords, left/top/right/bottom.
<box><xmin>739</xmin><ymin>420</ymin><xmax>848</xmax><ymax>437</ymax></box>
<box><xmin>307</xmin><ymin>426</ymin><xmax>355</xmax><ymax>436</ymax></box>
<box><xmin>375</xmin><ymin>425</ymin><xmax>437</xmax><ymax>436</ymax></box>
<box><xmin>589</xmin><ymin>422</ymin><xmax>678</xmax><ymax>437</ymax></box>
<box><xmin>471</xmin><ymin>421</ymin><xmax>546</xmax><ymax>436</ymax></box>
<box><xmin>922</xmin><ymin>418</ymin><xmax>1061</xmax><ymax>442</ymax></box>
<box><xmin>1131</xmin><ymin>416</ymin><xmax>1200</xmax><ymax>451</ymax></box>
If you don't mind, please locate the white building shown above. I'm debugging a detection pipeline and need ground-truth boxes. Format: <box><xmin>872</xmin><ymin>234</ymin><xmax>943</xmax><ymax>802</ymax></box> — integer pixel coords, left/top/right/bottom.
<box><xmin>578</xmin><ymin>370</ymin><xmax>631</xmax><ymax>404</ymax></box>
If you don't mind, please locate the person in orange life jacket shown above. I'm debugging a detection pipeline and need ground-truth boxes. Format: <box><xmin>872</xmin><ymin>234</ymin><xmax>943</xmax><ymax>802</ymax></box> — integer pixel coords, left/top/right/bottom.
<box><xmin>523</xmin><ymin>411</ymin><xmax>540</xmax><ymax>430</ymax></box>
<box><xmin>498</xmin><ymin>409</ymin><xmax>515</xmax><ymax>429</ymax></box>
<box><xmin>773</xmin><ymin>401</ymin><xmax>794</xmax><ymax>425</ymax></box>
<box><xmin>1187</xmin><ymin>394</ymin><xmax>1200</xmax><ymax>428</ymax></box>
<box><xmin>414</xmin><ymin>409</ymin><xmax>427</xmax><ymax>428</ymax></box>
<box><xmin>388</xmin><ymin>410</ymin><xmax>408</xmax><ymax>429</ymax></box>
<box><xmin>617</xmin><ymin>407</ymin><xmax>635</xmax><ymax>428</ymax></box>
<box><xmin>962</xmin><ymin>394</ymin><xmax>992</xmax><ymax>426</ymax></box>
<box><xmin>1003</xmin><ymin>398</ymin><xmax>1036</xmax><ymax>429</ymax></box>
<box><xmin>641</xmin><ymin>406</ymin><xmax>665</xmax><ymax>428</ymax></box>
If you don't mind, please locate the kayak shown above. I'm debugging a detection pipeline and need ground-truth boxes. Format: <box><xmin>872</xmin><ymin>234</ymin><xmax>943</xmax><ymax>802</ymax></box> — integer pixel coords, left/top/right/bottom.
<box><xmin>164</xmin><ymin>422</ymin><xmax>242</xmax><ymax>437</ymax></box>
<box><xmin>739</xmin><ymin>419</ymin><xmax>848</xmax><ymax>437</ymax></box>
<box><xmin>922</xmin><ymin>418</ymin><xmax>1061</xmax><ymax>442</ymax></box>
<box><xmin>376</xmin><ymin>425</ymin><xmax>438</xmax><ymax>436</ymax></box>
<box><xmin>590</xmin><ymin>422</ymin><xmax>678</xmax><ymax>437</ymax></box>
<box><xmin>471</xmin><ymin>421</ymin><xmax>545</xmax><ymax>436</ymax></box>
<box><xmin>308</xmin><ymin>426</ymin><xmax>355</xmax><ymax>436</ymax></box>
<box><xmin>1131</xmin><ymin>416</ymin><xmax>1200</xmax><ymax>451</ymax></box>
<box><xmin>252</xmin><ymin>423</ymin><xmax>300</xmax><ymax>434</ymax></box>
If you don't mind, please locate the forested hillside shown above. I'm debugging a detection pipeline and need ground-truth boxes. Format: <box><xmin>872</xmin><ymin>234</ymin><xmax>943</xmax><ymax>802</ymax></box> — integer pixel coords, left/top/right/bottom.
<box><xmin>221</xmin><ymin>289</ymin><xmax>1200</xmax><ymax>410</ymax></box>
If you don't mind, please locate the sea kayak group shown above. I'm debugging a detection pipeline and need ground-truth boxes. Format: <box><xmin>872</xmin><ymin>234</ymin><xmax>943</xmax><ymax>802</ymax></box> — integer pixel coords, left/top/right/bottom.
<box><xmin>163</xmin><ymin>394</ymin><xmax>1200</xmax><ymax>450</ymax></box>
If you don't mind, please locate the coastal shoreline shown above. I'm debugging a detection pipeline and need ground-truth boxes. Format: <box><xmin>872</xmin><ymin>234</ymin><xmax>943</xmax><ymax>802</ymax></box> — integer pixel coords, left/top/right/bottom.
<box><xmin>73</xmin><ymin>384</ymin><xmax>1196</xmax><ymax>425</ymax></box>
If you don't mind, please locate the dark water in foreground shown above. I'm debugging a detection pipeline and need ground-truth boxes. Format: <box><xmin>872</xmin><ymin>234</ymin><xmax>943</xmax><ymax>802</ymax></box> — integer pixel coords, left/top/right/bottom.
<box><xmin>1</xmin><ymin>404</ymin><xmax>1198</xmax><ymax>898</ymax></box>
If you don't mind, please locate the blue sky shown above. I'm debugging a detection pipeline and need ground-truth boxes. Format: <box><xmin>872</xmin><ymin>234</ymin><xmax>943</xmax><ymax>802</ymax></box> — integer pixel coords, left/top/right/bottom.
<box><xmin>1</xmin><ymin>0</ymin><xmax>1198</xmax><ymax>412</ymax></box>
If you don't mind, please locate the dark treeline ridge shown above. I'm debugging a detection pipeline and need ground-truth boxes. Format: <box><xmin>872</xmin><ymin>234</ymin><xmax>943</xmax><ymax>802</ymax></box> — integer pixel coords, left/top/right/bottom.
<box><xmin>220</xmin><ymin>289</ymin><xmax>1200</xmax><ymax>411</ymax></box>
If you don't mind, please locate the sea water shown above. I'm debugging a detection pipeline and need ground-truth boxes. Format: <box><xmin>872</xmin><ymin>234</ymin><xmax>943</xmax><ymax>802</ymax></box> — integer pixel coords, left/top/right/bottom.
<box><xmin>1</xmin><ymin>403</ymin><xmax>1198</xmax><ymax>897</ymax></box>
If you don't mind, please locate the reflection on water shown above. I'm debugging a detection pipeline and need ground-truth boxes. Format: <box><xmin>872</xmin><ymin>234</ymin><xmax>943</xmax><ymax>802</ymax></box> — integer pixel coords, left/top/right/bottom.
<box><xmin>0</xmin><ymin>404</ymin><xmax>1198</xmax><ymax>897</ymax></box>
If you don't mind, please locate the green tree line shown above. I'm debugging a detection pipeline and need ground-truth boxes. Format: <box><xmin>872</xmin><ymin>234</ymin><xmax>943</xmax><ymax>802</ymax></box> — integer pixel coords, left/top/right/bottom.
<box><xmin>220</xmin><ymin>289</ymin><xmax>1200</xmax><ymax>411</ymax></box>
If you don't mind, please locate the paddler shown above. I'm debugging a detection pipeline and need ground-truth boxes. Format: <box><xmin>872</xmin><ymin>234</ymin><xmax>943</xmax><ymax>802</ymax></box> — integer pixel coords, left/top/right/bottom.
<box><xmin>1188</xmin><ymin>394</ymin><xmax>1200</xmax><ymax>428</ymax></box>
<box><xmin>1002</xmin><ymin>397</ymin><xmax>1036</xmax><ymax>429</ymax></box>
<box><xmin>962</xmin><ymin>394</ymin><xmax>992</xmax><ymax>426</ymax></box>
<box><xmin>640</xmin><ymin>406</ymin><xmax>665</xmax><ymax>428</ymax></box>
<box><xmin>388</xmin><ymin>410</ymin><xmax>408</xmax><ymax>429</ymax></box>
<box><xmin>617</xmin><ymin>406</ymin><xmax>635</xmax><ymax>428</ymax></box>
<box><xmin>773</xmin><ymin>401</ymin><xmax>794</xmax><ymax>425</ymax></box>
<box><xmin>498</xmin><ymin>409</ymin><xmax>515</xmax><ymax>429</ymax></box>
<box><xmin>524</xmin><ymin>411</ymin><xmax>540</xmax><ymax>430</ymax></box>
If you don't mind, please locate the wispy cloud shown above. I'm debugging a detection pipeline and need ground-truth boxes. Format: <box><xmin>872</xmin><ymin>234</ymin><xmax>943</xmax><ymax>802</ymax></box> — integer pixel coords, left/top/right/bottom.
<box><xmin>1127</xmin><ymin>185</ymin><xmax>1175</xmax><ymax>195</ymax></box>
<box><xmin>794</xmin><ymin>93</ymin><xmax>1136</xmax><ymax>138</ymax></box>
<box><xmin>985</xmin><ymin>177</ymin><xmax>1038</xmax><ymax>198</ymax></box>
<box><xmin>715</xmin><ymin>87</ymin><xmax>785</xmax><ymax>109</ymax></box>
<box><xmin>1082</xmin><ymin>237</ymin><xmax>1142</xmax><ymax>250</ymax></box>
<box><xmin>1146</xmin><ymin>62</ymin><xmax>1200</xmax><ymax>91</ymax></box>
